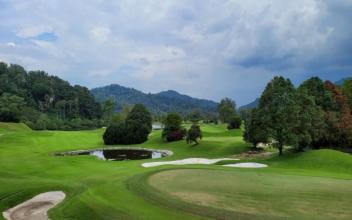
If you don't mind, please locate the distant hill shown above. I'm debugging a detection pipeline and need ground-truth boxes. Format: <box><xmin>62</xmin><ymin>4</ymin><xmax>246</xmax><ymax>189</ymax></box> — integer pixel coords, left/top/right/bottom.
<box><xmin>336</xmin><ymin>77</ymin><xmax>352</xmax><ymax>86</ymax></box>
<box><xmin>239</xmin><ymin>98</ymin><xmax>259</xmax><ymax>111</ymax></box>
<box><xmin>91</xmin><ymin>84</ymin><xmax>218</xmax><ymax>115</ymax></box>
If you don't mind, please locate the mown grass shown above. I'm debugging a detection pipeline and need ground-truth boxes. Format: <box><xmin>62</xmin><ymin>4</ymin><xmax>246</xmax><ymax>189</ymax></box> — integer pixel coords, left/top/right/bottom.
<box><xmin>143</xmin><ymin>168</ymin><xmax>352</xmax><ymax>220</ymax></box>
<box><xmin>0</xmin><ymin>122</ymin><xmax>351</xmax><ymax>220</ymax></box>
<box><xmin>0</xmin><ymin>122</ymin><xmax>249</xmax><ymax>219</ymax></box>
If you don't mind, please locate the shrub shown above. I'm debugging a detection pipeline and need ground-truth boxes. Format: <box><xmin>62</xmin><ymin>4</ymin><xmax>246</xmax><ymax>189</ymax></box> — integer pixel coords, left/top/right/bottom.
<box><xmin>103</xmin><ymin>104</ymin><xmax>152</xmax><ymax>145</ymax></box>
<box><xmin>186</xmin><ymin>124</ymin><xmax>202</xmax><ymax>145</ymax></box>
<box><xmin>227</xmin><ymin>115</ymin><xmax>242</xmax><ymax>130</ymax></box>
<box><xmin>166</xmin><ymin>129</ymin><xmax>187</xmax><ymax>142</ymax></box>
<box><xmin>162</xmin><ymin>112</ymin><xmax>185</xmax><ymax>142</ymax></box>
<box><xmin>103</xmin><ymin>122</ymin><xmax>127</xmax><ymax>145</ymax></box>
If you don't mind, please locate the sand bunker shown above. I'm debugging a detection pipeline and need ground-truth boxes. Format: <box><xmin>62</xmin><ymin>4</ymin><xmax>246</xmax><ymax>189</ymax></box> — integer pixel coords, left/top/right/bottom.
<box><xmin>142</xmin><ymin>158</ymin><xmax>239</xmax><ymax>168</ymax></box>
<box><xmin>223</xmin><ymin>162</ymin><xmax>268</xmax><ymax>168</ymax></box>
<box><xmin>3</xmin><ymin>191</ymin><xmax>66</xmax><ymax>220</ymax></box>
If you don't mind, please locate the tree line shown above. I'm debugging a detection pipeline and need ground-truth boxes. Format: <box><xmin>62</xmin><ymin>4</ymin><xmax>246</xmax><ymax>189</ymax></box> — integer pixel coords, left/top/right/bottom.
<box><xmin>243</xmin><ymin>76</ymin><xmax>352</xmax><ymax>155</ymax></box>
<box><xmin>0</xmin><ymin>62</ymin><xmax>102</xmax><ymax>130</ymax></box>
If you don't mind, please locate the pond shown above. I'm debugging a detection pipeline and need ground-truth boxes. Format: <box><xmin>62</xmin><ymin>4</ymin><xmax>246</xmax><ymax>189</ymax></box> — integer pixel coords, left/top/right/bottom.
<box><xmin>55</xmin><ymin>147</ymin><xmax>172</xmax><ymax>161</ymax></box>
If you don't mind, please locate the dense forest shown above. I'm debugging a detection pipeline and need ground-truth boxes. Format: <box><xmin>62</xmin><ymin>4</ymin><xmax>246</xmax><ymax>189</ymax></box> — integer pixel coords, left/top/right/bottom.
<box><xmin>0</xmin><ymin>62</ymin><xmax>102</xmax><ymax>130</ymax></box>
<box><xmin>244</xmin><ymin>76</ymin><xmax>352</xmax><ymax>154</ymax></box>
<box><xmin>91</xmin><ymin>84</ymin><xmax>218</xmax><ymax>116</ymax></box>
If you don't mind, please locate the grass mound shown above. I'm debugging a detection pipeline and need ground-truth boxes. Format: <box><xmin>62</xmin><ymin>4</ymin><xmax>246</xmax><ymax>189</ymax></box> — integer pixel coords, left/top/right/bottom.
<box><xmin>267</xmin><ymin>149</ymin><xmax>352</xmax><ymax>175</ymax></box>
<box><xmin>0</xmin><ymin>122</ymin><xmax>31</xmax><ymax>133</ymax></box>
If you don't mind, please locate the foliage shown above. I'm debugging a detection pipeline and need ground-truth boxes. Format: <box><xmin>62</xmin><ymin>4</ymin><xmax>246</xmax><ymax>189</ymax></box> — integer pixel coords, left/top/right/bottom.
<box><xmin>0</xmin><ymin>93</ymin><xmax>24</xmax><ymax>122</ymax></box>
<box><xmin>103</xmin><ymin>122</ymin><xmax>127</xmax><ymax>145</ymax></box>
<box><xmin>0</xmin><ymin>62</ymin><xmax>102</xmax><ymax>130</ymax></box>
<box><xmin>259</xmin><ymin>76</ymin><xmax>299</xmax><ymax>155</ymax></box>
<box><xmin>243</xmin><ymin>108</ymin><xmax>268</xmax><ymax>148</ymax></box>
<box><xmin>102</xmin><ymin>98</ymin><xmax>116</xmax><ymax>124</ymax></box>
<box><xmin>162</xmin><ymin>112</ymin><xmax>186</xmax><ymax>142</ymax></box>
<box><xmin>103</xmin><ymin>104</ymin><xmax>152</xmax><ymax>145</ymax></box>
<box><xmin>342</xmin><ymin>79</ymin><xmax>352</xmax><ymax>109</ymax></box>
<box><xmin>295</xmin><ymin>88</ymin><xmax>326</xmax><ymax>150</ymax></box>
<box><xmin>188</xmin><ymin>109</ymin><xmax>203</xmax><ymax>123</ymax></box>
<box><xmin>325</xmin><ymin>81</ymin><xmax>352</xmax><ymax>147</ymax></box>
<box><xmin>227</xmin><ymin>115</ymin><xmax>242</xmax><ymax>130</ymax></box>
<box><xmin>218</xmin><ymin>98</ymin><xmax>237</xmax><ymax>123</ymax></box>
<box><xmin>186</xmin><ymin>124</ymin><xmax>202</xmax><ymax>145</ymax></box>
<box><xmin>244</xmin><ymin>76</ymin><xmax>352</xmax><ymax>154</ymax></box>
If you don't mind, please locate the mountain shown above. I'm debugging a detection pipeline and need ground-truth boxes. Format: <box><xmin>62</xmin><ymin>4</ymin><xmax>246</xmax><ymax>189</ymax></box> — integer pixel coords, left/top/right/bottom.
<box><xmin>91</xmin><ymin>84</ymin><xmax>218</xmax><ymax>115</ymax></box>
<box><xmin>239</xmin><ymin>98</ymin><xmax>259</xmax><ymax>111</ymax></box>
<box><xmin>336</xmin><ymin>77</ymin><xmax>352</xmax><ymax>86</ymax></box>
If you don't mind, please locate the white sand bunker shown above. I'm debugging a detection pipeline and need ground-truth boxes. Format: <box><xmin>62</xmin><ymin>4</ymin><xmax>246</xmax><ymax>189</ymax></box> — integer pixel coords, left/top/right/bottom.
<box><xmin>142</xmin><ymin>158</ymin><xmax>239</xmax><ymax>168</ymax></box>
<box><xmin>3</xmin><ymin>191</ymin><xmax>66</xmax><ymax>220</ymax></box>
<box><xmin>224</xmin><ymin>162</ymin><xmax>268</xmax><ymax>168</ymax></box>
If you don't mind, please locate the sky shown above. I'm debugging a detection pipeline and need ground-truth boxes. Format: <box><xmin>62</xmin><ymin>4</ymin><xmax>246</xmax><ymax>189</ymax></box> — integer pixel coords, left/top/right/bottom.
<box><xmin>0</xmin><ymin>0</ymin><xmax>351</xmax><ymax>105</ymax></box>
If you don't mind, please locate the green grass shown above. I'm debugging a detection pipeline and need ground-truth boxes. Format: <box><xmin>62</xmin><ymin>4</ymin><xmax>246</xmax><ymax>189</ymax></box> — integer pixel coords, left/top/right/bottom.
<box><xmin>142</xmin><ymin>168</ymin><xmax>352</xmax><ymax>220</ymax></box>
<box><xmin>0</xmin><ymin>122</ymin><xmax>351</xmax><ymax>220</ymax></box>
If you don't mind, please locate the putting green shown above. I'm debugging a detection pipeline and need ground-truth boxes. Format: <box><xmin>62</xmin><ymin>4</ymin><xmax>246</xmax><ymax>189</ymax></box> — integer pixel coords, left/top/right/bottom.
<box><xmin>145</xmin><ymin>169</ymin><xmax>352</xmax><ymax>220</ymax></box>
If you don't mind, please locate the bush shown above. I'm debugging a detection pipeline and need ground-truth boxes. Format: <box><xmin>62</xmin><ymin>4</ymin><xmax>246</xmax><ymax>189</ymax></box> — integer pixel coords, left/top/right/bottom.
<box><xmin>227</xmin><ymin>115</ymin><xmax>242</xmax><ymax>130</ymax></box>
<box><xmin>165</xmin><ymin>129</ymin><xmax>187</xmax><ymax>142</ymax></box>
<box><xmin>186</xmin><ymin>124</ymin><xmax>202</xmax><ymax>145</ymax></box>
<box><xmin>103</xmin><ymin>104</ymin><xmax>152</xmax><ymax>145</ymax></box>
<box><xmin>103</xmin><ymin>122</ymin><xmax>127</xmax><ymax>145</ymax></box>
<box><xmin>162</xmin><ymin>112</ymin><xmax>186</xmax><ymax>142</ymax></box>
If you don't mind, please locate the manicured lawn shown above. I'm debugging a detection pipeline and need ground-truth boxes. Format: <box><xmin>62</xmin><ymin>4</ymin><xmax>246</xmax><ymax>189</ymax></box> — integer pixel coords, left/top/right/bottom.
<box><xmin>142</xmin><ymin>168</ymin><xmax>352</xmax><ymax>220</ymax></box>
<box><xmin>0</xmin><ymin>122</ymin><xmax>351</xmax><ymax>220</ymax></box>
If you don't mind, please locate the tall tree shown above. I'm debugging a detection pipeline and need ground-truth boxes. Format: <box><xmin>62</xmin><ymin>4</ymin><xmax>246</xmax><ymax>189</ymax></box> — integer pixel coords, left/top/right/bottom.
<box><xmin>258</xmin><ymin>76</ymin><xmax>299</xmax><ymax>155</ymax></box>
<box><xmin>295</xmin><ymin>88</ymin><xmax>326</xmax><ymax>150</ymax></box>
<box><xmin>342</xmin><ymin>79</ymin><xmax>352</xmax><ymax>110</ymax></box>
<box><xmin>218</xmin><ymin>98</ymin><xmax>237</xmax><ymax>123</ymax></box>
<box><xmin>0</xmin><ymin>93</ymin><xmax>24</xmax><ymax>122</ymax></box>
<box><xmin>325</xmin><ymin>81</ymin><xmax>352</xmax><ymax>147</ymax></box>
<box><xmin>125</xmin><ymin>104</ymin><xmax>152</xmax><ymax>144</ymax></box>
<box><xmin>299</xmin><ymin>77</ymin><xmax>336</xmax><ymax>111</ymax></box>
<box><xmin>243</xmin><ymin>108</ymin><xmax>268</xmax><ymax>148</ymax></box>
<box><xmin>102</xmin><ymin>98</ymin><xmax>116</xmax><ymax>124</ymax></box>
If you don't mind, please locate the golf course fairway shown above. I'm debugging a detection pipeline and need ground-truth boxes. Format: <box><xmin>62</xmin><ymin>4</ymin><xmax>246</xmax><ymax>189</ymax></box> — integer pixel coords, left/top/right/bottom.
<box><xmin>1</xmin><ymin>122</ymin><xmax>352</xmax><ymax>220</ymax></box>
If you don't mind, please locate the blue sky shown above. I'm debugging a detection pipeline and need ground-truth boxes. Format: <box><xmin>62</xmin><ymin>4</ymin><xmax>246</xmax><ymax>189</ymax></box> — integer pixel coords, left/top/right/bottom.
<box><xmin>0</xmin><ymin>0</ymin><xmax>351</xmax><ymax>105</ymax></box>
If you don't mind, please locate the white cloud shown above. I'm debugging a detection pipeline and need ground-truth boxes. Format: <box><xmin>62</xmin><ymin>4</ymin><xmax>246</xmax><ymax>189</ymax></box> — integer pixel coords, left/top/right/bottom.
<box><xmin>6</xmin><ymin>42</ymin><xmax>16</xmax><ymax>48</ymax></box>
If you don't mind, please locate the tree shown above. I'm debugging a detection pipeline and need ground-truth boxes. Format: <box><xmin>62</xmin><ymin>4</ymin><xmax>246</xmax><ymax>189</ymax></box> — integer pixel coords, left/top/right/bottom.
<box><xmin>102</xmin><ymin>98</ymin><xmax>116</xmax><ymax>124</ymax></box>
<box><xmin>0</xmin><ymin>62</ymin><xmax>104</xmax><ymax>130</ymax></box>
<box><xmin>188</xmin><ymin>109</ymin><xmax>202</xmax><ymax>123</ymax></box>
<box><xmin>243</xmin><ymin>108</ymin><xmax>268</xmax><ymax>148</ymax></box>
<box><xmin>103</xmin><ymin>122</ymin><xmax>127</xmax><ymax>145</ymax></box>
<box><xmin>342</xmin><ymin>79</ymin><xmax>352</xmax><ymax>110</ymax></box>
<box><xmin>124</xmin><ymin>104</ymin><xmax>152</xmax><ymax>144</ymax></box>
<box><xmin>186</xmin><ymin>124</ymin><xmax>202</xmax><ymax>145</ymax></box>
<box><xmin>325</xmin><ymin>81</ymin><xmax>352</xmax><ymax>147</ymax></box>
<box><xmin>0</xmin><ymin>93</ymin><xmax>24</xmax><ymax>122</ymax></box>
<box><xmin>295</xmin><ymin>88</ymin><xmax>326</xmax><ymax>150</ymax></box>
<box><xmin>227</xmin><ymin>115</ymin><xmax>242</xmax><ymax>130</ymax></box>
<box><xmin>162</xmin><ymin>112</ymin><xmax>186</xmax><ymax>142</ymax></box>
<box><xmin>258</xmin><ymin>76</ymin><xmax>299</xmax><ymax>155</ymax></box>
<box><xmin>218</xmin><ymin>98</ymin><xmax>237</xmax><ymax>123</ymax></box>
<box><xmin>299</xmin><ymin>77</ymin><xmax>336</xmax><ymax>111</ymax></box>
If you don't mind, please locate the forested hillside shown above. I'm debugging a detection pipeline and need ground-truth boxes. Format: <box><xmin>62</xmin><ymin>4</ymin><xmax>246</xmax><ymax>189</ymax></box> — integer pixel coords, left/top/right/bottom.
<box><xmin>0</xmin><ymin>62</ymin><xmax>102</xmax><ymax>130</ymax></box>
<box><xmin>91</xmin><ymin>84</ymin><xmax>218</xmax><ymax>115</ymax></box>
